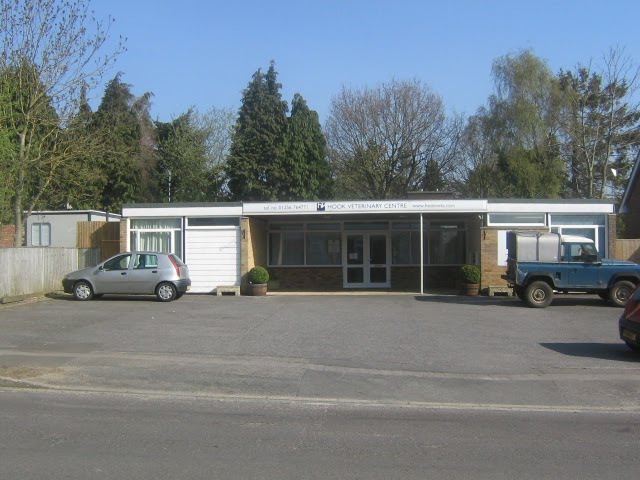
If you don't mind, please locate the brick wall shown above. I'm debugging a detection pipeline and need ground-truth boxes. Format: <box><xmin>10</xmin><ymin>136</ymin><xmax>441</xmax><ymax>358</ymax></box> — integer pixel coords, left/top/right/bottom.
<box><xmin>1</xmin><ymin>224</ymin><xmax>16</xmax><ymax>247</ymax></box>
<box><xmin>268</xmin><ymin>267</ymin><xmax>342</xmax><ymax>290</ymax></box>
<box><xmin>265</xmin><ymin>266</ymin><xmax>461</xmax><ymax>291</ymax></box>
<box><xmin>392</xmin><ymin>266</ymin><xmax>460</xmax><ymax>291</ymax></box>
<box><xmin>119</xmin><ymin>218</ymin><xmax>127</xmax><ymax>252</ymax></box>
<box><xmin>240</xmin><ymin>217</ymin><xmax>267</xmax><ymax>294</ymax></box>
<box><xmin>479</xmin><ymin>229</ymin><xmax>502</xmax><ymax>291</ymax></box>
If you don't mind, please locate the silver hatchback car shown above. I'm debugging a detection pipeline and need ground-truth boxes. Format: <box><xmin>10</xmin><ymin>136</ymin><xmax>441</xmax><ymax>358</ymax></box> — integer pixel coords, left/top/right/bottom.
<box><xmin>63</xmin><ymin>252</ymin><xmax>191</xmax><ymax>302</ymax></box>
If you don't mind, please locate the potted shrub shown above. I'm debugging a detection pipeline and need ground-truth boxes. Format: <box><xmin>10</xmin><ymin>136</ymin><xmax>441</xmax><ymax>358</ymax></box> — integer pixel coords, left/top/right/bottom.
<box><xmin>248</xmin><ymin>266</ymin><xmax>270</xmax><ymax>296</ymax></box>
<box><xmin>460</xmin><ymin>265</ymin><xmax>481</xmax><ymax>296</ymax></box>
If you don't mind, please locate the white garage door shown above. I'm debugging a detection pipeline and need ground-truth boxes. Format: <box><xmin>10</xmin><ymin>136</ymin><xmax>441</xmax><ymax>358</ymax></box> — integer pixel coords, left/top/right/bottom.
<box><xmin>185</xmin><ymin>228</ymin><xmax>240</xmax><ymax>293</ymax></box>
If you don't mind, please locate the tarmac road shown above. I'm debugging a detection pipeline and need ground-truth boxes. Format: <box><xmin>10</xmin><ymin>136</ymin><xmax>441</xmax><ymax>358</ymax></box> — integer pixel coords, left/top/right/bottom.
<box><xmin>1</xmin><ymin>293</ymin><xmax>639</xmax><ymax>410</ymax></box>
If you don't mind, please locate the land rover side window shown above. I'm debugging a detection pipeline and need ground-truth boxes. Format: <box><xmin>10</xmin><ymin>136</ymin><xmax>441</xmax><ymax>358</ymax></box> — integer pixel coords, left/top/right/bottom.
<box><xmin>104</xmin><ymin>254</ymin><xmax>131</xmax><ymax>271</ymax></box>
<box><xmin>564</xmin><ymin>243</ymin><xmax>598</xmax><ymax>262</ymax></box>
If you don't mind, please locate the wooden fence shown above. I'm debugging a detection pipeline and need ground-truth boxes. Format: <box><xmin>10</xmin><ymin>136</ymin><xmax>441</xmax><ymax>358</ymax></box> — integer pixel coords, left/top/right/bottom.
<box><xmin>77</xmin><ymin>221</ymin><xmax>121</xmax><ymax>261</ymax></box>
<box><xmin>0</xmin><ymin>247</ymin><xmax>98</xmax><ymax>302</ymax></box>
<box><xmin>615</xmin><ymin>239</ymin><xmax>640</xmax><ymax>263</ymax></box>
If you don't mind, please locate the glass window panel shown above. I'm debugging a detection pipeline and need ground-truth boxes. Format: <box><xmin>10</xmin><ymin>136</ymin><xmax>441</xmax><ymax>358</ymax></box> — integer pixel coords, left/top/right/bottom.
<box><xmin>269</xmin><ymin>233</ymin><xmax>282</xmax><ymax>265</ymax></box>
<box><xmin>188</xmin><ymin>217</ymin><xmax>239</xmax><ymax>227</ymax></box>
<box><xmin>130</xmin><ymin>218</ymin><xmax>180</xmax><ymax>229</ymax></box>
<box><xmin>550</xmin><ymin>215</ymin><xmax>605</xmax><ymax>226</ymax></box>
<box><xmin>488</xmin><ymin>213</ymin><xmax>545</xmax><ymax>225</ymax></box>
<box><xmin>139</xmin><ymin>232</ymin><xmax>171</xmax><ymax>253</ymax></box>
<box><xmin>31</xmin><ymin>224</ymin><xmax>41</xmax><ymax>246</ymax></box>
<box><xmin>40</xmin><ymin>223</ymin><xmax>50</xmax><ymax>246</ymax></box>
<box><xmin>370</xmin><ymin>235</ymin><xmax>386</xmax><ymax>264</ymax></box>
<box><xmin>347</xmin><ymin>236</ymin><xmax>364</xmax><ymax>265</ymax></box>
<box><xmin>307</xmin><ymin>223</ymin><xmax>340</xmax><ymax>231</ymax></box>
<box><xmin>429</xmin><ymin>229</ymin><xmax>465</xmax><ymax>265</ymax></box>
<box><xmin>392</xmin><ymin>222</ymin><xmax>420</xmax><ymax>230</ymax></box>
<box><xmin>392</xmin><ymin>232</ymin><xmax>426</xmax><ymax>265</ymax></box>
<box><xmin>430</xmin><ymin>221</ymin><xmax>466</xmax><ymax>229</ymax></box>
<box><xmin>174</xmin><ymin>232</ymin><xmax>183</xmax><ymax>259</ymax></box>
<box><xmin>370</xmin><ymin>267</ymin><xmax>387</xmax><ymax>283</ymax></box>
<box><xmin>347</xmin><ymin>267</ymin><xmax>364</xmax><ymax>283</ymax></box>
<box><xmin>306</xmin><ymin>232</ymin><xmax>341</xmax><ymax>265</ymax></box>
<box><xmin>269</xmin><ymin>232</ymin><xmax>304</xmax><ymax>265</ymax></box>
<box><xmin>344</xmin><ymin>222</ymin><xmax>389</xmax><ymax>231</ymax></box>
<box><xmin>392</xmin><ymin>232</ymin><xmax>412</xmax><ymax>264</ymax></box>
<box><xmin>269</xmin><ymin>223</ymin><xmax>303</xmax><ymax>231</ymax></box>
<box><xmin>562</xmin><ymin>228</ymin><xmax>595</xmax><ymax>241</ymax></box>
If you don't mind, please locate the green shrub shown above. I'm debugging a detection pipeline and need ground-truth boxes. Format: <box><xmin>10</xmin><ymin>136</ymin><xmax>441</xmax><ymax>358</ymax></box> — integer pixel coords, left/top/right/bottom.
<box><xmin>249</xmin><ymin>266</ymin><xmax>270</xmax><ymax>284</ymax></box>
<box><xmin>460</xmin><ymin>265</ymin><xmax>481</xmax><ymax>284</ymax></box>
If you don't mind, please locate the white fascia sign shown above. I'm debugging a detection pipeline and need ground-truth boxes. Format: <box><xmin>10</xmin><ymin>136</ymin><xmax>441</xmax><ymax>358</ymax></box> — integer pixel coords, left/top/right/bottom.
<box><xmin>243</xmin><ymin>200</ymin><xmax>488</xmax><ymax>215</ymax></box>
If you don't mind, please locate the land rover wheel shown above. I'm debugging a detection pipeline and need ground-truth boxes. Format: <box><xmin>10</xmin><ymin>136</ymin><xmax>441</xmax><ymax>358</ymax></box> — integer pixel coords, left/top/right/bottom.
<box><xmin>524</xmin><ymin>281</ymin><xmax>553</xmax><ymax>308</ymax></box>
<box><xmin>609</xmin><ymin>280</ymin><xmax>635</xmax><ymax>308</ymax></box>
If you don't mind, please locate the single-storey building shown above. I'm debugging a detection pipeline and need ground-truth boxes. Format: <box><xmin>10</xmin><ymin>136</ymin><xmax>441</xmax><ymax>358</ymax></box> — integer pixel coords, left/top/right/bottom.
<box><xmin>26</xmin><ymin>210</ymin><xmax>121</xmax><ymax>248</ymax></box>
<box><xmin>121</xmin><ymin>197</ymin><xmax>616</xmax><ymax>294</ymax></box>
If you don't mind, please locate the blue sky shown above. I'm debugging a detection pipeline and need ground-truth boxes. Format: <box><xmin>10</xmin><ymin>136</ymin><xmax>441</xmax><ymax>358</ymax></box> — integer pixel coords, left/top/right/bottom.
<box><xmin>90</xmin><ymin>0</ymin><xmax>640</xmax><ymax>123</ymax></box>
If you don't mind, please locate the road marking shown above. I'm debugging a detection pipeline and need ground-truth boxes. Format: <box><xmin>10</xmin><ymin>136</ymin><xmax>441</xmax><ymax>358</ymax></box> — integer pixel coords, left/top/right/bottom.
<box><xmin>1</xmin><ymin>385</ymin><xmax>640</xmax><ymax>415</ymax></box>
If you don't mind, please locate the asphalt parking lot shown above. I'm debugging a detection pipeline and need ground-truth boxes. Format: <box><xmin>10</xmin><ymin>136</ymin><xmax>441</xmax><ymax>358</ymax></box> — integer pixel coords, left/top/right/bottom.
<box><xmin>1</xmin><ymin>293</ymin><xmax>639</xmax><ymax>409</ymax></box>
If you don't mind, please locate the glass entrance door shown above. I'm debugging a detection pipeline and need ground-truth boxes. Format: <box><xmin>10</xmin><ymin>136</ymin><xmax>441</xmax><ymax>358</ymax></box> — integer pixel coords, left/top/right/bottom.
<box><xmin>344</xmin><ymin>233</ymin><xmax>390</xmax><ymax>288</ymax></box>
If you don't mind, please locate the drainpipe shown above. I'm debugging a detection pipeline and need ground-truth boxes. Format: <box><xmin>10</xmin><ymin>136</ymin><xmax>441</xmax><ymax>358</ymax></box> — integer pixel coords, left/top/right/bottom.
<box><xmin>420</xmin><ymin>213</ymin><xmax>424</xmax><ymax>295</ymax></box>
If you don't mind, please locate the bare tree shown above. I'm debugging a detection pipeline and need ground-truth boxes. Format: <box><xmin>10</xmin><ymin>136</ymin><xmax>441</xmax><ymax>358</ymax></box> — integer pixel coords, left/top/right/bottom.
<box><xmin>325</xmin><ymin>79</ymin><xmax>459</xmax><ymax>199</ymax></box>
<box><xmin>0</xmin><ymin>0</ymin><xmax>124</xmax><ymax>245</ymax></box>
<box><xmin>560</xmin><ymin>47</ymin><xmax>640</xmax><ymax>199</ymax></box>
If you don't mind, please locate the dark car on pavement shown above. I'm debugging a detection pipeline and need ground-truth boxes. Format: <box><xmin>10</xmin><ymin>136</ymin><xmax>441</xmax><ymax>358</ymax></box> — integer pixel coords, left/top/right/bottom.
<box><xmin>63</xmin><ymin>252</ymin><xmax>191</xmax><ymax>302</ymax></box>
<box><xmin>619</xmin><ymin>286</ymin><xmax>640</xmax><ymax>351</ymax></box>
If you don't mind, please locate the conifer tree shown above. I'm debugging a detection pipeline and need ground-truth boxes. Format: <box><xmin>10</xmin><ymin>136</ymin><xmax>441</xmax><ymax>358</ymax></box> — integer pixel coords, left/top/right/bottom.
<box><xmin>91</xmin><ymin>74</ymin><xmax>144</xmax><ymax>211</ymax></box>
<box><xmin>226</xmin><ymin>62</ymin><xmax>288</xmax><ymax>201</ymax></box>
<box><xmin>281</xmin><ymin>94</ymin><xmax>334</xmax><ymax>199</ymax></box>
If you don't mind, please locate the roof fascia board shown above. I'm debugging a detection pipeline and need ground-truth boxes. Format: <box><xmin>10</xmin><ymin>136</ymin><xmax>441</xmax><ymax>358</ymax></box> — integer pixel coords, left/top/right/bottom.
<box><xmin>488</xmin><ymin>202</ymin><xmax>614</xmax><ymax>213</ymax></box>
<box><xmin>123</xmin><ymin>206</ymin><xmax>242</xmax><ymax>217</ymax></box>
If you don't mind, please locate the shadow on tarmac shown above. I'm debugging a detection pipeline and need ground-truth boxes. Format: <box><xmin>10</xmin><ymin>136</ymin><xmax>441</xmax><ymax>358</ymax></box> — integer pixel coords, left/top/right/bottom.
<box><xmin>540</xmin><ymin>342</ymin><xmax>640</xmax><ymax>362</ymax></box>
<box><xmin>415</xmin><ymin>294</ymin><xmax>617</xmax><ymax>309</ymax></box>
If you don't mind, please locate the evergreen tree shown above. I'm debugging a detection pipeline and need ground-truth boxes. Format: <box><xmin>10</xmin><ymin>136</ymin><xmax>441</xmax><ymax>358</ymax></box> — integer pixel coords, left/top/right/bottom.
<box><xmin>281</xmin><ymin>94</ymin><xmax>334</xmax><ymax>199</ymax></box>
<box><xmin>154</xmin><ymin>107</ymin><xmax>232</xmax><ymax>203</ymax></box>
<box><xmin>91</xmin><ymin>74</ymin><xmax>144</xmax><ymax>212</ymax></box>
<box><xmin>226</xmin><ymin>62</ymin><xmax>288</xmax><ymax>201</ymax></box>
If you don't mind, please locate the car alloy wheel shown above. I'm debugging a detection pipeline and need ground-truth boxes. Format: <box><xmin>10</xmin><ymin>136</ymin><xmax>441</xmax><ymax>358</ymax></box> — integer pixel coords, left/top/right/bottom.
<box><xmin>73</xmin><ymin>281</ymin><xmax>93</xmax><ymax>301</ymax></box>
<box><xmin>156</xmin><ymin>282</ymin><xmax>177</xmax><ymax>302</ymax></box>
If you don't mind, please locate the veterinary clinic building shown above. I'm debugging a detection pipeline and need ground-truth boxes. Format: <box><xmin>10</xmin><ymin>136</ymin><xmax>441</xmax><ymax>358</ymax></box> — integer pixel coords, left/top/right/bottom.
<box><xmin>121</xmin><ymin>198</ymin><xmax>617</xmax><ymax>294</ymax></box>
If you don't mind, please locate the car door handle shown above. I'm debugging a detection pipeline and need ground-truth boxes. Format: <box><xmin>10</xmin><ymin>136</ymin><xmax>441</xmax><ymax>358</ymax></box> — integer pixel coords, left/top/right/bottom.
<box><xmin>121</xmin><ymin>272</ymin><xmax>127</xmax><ymax>276</ymax></box>
<box><xmin>152</xmin><ymin>270</ymin><xmax>158</xmax><ymax>273</ymax></box>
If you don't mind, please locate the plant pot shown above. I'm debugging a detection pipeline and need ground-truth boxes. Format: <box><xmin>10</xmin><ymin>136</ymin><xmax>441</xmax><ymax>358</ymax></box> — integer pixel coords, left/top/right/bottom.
<box><xmin>461</xmin><ymin>283</ymin><xmax>480</xmax><ymax>296</ymax></box>
<box><xmin>250</xmin><ymin>283</ymin><xmax>268</xmax><ymax>296</ymax></box>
